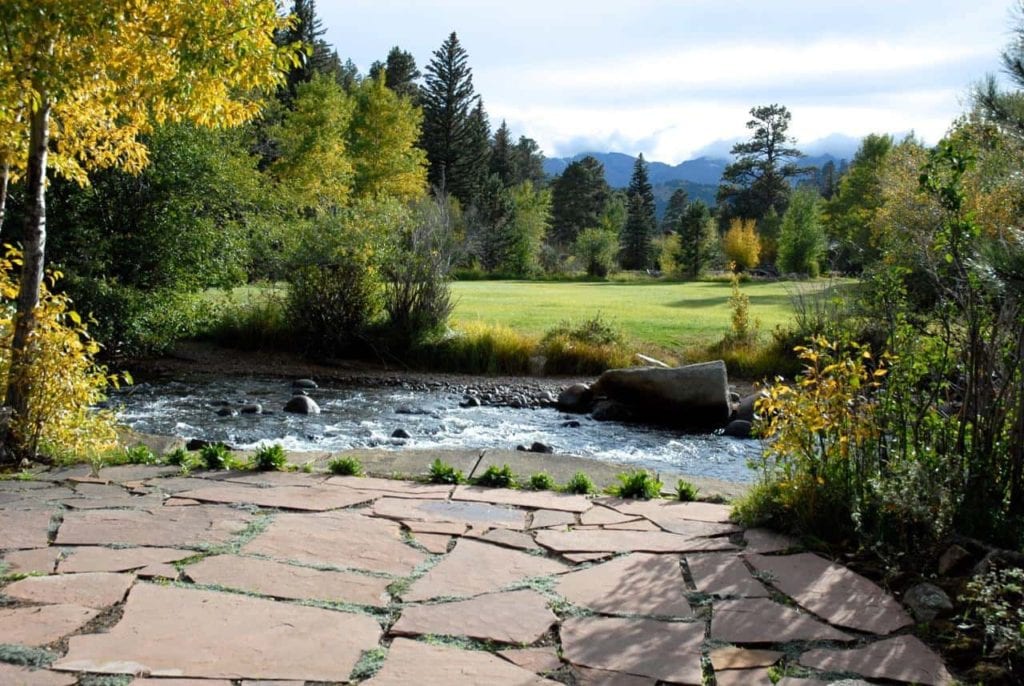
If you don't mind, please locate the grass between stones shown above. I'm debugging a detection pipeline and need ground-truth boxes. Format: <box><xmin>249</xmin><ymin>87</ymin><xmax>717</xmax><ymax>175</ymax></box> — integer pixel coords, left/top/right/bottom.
<box><xmin>0</xmin><ymin>644</ymin><xmax>57</xmax><ymax>668</ymax></box>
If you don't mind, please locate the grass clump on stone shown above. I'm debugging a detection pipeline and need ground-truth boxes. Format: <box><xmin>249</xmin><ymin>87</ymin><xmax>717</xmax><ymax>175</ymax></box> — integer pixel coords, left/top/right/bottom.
<box><xmin>562</xmin><ymin>471</ymin><xmax>596</xmax><ymax>495</ymax></box>
<box><xmin>250</xmin><ymin>443</ymin><xmax>287</xmax><ymax>471</ymax></box>
<box><xmin>611</xmin><ymin>469</ymin><xmax>663</xmax><ymax>499</ymax></box>
<box><xmin>328</xmin><ymin>455</ymin><xmax>364</xmax><ymax>476</ymax></box>
<box><xmin>0</xmin><ymin>644</ymin><xmax>57</xmax><ymax>668</ymax></box>
<box><xmin>349</xmin><ymin>646</ymin><xmax>388</xmax><ymax>681</ymax></box>
<box><xmin>527</xmin><ymin>471</ymin><xmax>556</xmax><ymax>491</ymax></box>
<box><xmin>474</xmin><ymin>463</ymin><xmax>516</xmax><ymax>489</ymax></box>
<box><xmin>427</xmin><ymin>458</ymin><xmax>464</xmax><ymax>484</ymax></box>
<box><xmin>675</xmin><ymin>478</ymin><xmax>700</xmax><ymax>502</ymax></box>
<box><xmin>199</xmin><ymin>442</ymin><xmax>232</xmax><ymax>470</ymax></box>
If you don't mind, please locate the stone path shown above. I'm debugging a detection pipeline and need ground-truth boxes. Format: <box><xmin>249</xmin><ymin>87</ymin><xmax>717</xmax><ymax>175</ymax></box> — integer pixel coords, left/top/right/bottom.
<box><xmin>0</xmin><ymin>465</ymin><xmax>954</xmax><ymax>685</ymax></box>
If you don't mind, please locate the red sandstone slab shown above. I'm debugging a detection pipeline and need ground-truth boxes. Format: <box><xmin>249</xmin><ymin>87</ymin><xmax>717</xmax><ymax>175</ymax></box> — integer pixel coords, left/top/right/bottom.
<box><xmin>1</xmin><ymin>509</ymin><xmax>54</xmax><ymax>549</ymax></box>
<box><xmin>452</xmin><ymin>485</ymin><xmax>591</xmax><ymax>513</ymax></box>
<box><xmin>0</xmin><ymin>604</ymin><xmax>100</xmax><ymax>646</ymax></box>
<box><xmin>326</xmin><ymin>475</ymin><xmax>453</xmax><ymax>499</ymax></box>
<box><xmin>403</xmin><ymin>538</ymin><xmax>567</xmax><ymax>601</ymax></box>
<box><xmin>132</xmin><ymin>681</ymin><xmax>233</xmax><ymax>686</ymax></box>
<box><xmin>2</xmin><ymin>547</ymin><xmax>60</xmax><ymax>574</ymax></box>
<box><xmin>242</xmin><ymin>511</ymin><xmax>426</xmax><ymax>576</ymax></box>
<box><xmin>530</xmin><ymin>509</ymin><xmax>577</xmax><ymax>529</ymax></box>
<box><xmin>709</xmin><ymin>647</ymin><xmax>783</xmax><ymax>671</ymax></box>
<box><xmin>221</xmin><ymin>471</ymin><xmax>326</xmax><ymax>487</ymax></box>
<box><xmin>53</xmin><ymin>584</ymin><xmax>381</xmax><ymax>681</ymax></box>
<box><xmin>714</xmin><ymin>668</ymin><xmax>774</xmax><ymax>685</ymax></box>
<box><xmin>602</xmin><ymin>498</ymin><xmax>733</xmax><ymax>523</ymax></box>
<box><xmin>373</xmin><ymin>497</ymin><xmax>527</xmax><ymax>529</ymax></box>
<box><xmin>185</xmin><ymin>554</ymin><xmax>391</xmax><ymax>607</ymax></box>
<box><xmin>604</xmin><ymin>519</ymin><xmax>661</xmax><ymax>531</ymax></box>
<box><xmin>392</xmin><ymin>589</ymin><xmax>557</xmax><ymax>644</ymax></box>
<box><xmin>799</xmin><ymin>635</ymin><xmax>954</xmax><ymax>685</ymax></box>
<box><xmin>165</xmin><ymin>498</ymin><xmax>201</xmax><ymax>506</ymax></box>
<box><xmin>561</xmin><ymin>616</ymin><xmax>704</xmax><ymax>684</ymax></box>
<box><xmin>58</xmin><ymin>547</ymin><xmax>192</xmax><ymax>573</ymax></box>
<box><xmin>176</xmin><ymin>484</ymin><xmax>374</xmax><ymax>511</ymax></box>
<box><xmin>466</xmin><ymin>527</ymin><xmax>541</xmax><ymax>551</ymax></box>
<box><xmin>686</xmin><ymin>553</ymin><xmax>769</xmax><ymax>597</ymax></box>
<box><xmin>402</xmin><ymin>520</ymin><xmax>468</xmax><ymax>535</ymax></box>
<box><xmin>536</xmin><ymin>528</ymin><xmax>736</xmax><ymax>554</ymax></box>
<box><xmin>0</xmin><ymin>664</ymin><xmax>76</xmax><ymax>686</ymax></box>
<box><xmin>55</xmin><ymin>506</ymin><xmax>252</xmax><ymax>547</ymax></box>
<box><xmin>746</xmin><ymin>553</ymin><xmax>912</xmax><ymax>634</ymax></box>
<box><xmin>743</xmin><ymin>528</ymin><xmax>798</xmax><ymax>553</ymax></box>
<box><xmin>364</xmin><ymin>638</ymin><xmax>556</xmax><ymax>685</ymax></box>
<box><xmin>572</xmin><ymin>665</ymin><xmax>655</xmax><ymax>685</ymax></box>
<box><xmin>565</xmin><ymin>552</ymin><xmax>613</xmax><ymax>563</ymax></box>
<box><xmin>98</xmin><ymin>465</ymin><xmax>181</xmax><ymax>482</ymax></box>
<box><xmin>579</xmin><ymin>505</ymin><xmax>640</xmax><ymax>526</ymax></box>
<box><xmin>711</xmin><ymin>598</ymin><xmax>854</xmax><ymax>643</ymax></box>
<box><xmin>137</xmin><ymin>563</ymin><xmax>179</xmax><ymax>580</ymax></box>
<box><xmin>499</xmin><ymin>647</ymin><xmax>563</xmax><ymax>674</ymax></box>
<box><xmin>4</xmin><ymin>572</ymin><xmax>134</xmax><ymax>609</ymax></box>
<box><xmin>412</xmin><ymin>532</ymin><xmax>451</xmax><ymax>554</ymax></box>
<box><xmin>556</xmin><ymin>553</ymin><xmax>691</xmax><ymax>617</ymax></box>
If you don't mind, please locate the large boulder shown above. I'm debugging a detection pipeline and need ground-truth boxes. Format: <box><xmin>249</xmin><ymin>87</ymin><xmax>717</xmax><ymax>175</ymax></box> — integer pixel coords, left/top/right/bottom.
<box><xmin>590</xmin><ymin>360</ymin><xmax>731</xmax><ymax>429</ymax></box>
<box><xmin>283</xmin><ymin>395</ymin><xmax>321</xmax><ymax>415</ymax></box>
<box><xmin>557</xmin><ymin>383</ymin><xmax>594</xmax><ymax>414</ymax></box>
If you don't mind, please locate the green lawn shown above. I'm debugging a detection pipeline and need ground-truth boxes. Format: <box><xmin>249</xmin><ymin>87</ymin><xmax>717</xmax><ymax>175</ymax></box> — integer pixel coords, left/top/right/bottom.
<box><xmin>450</xmin><ymin>279</ymin><xmax>847</xmax><ymax>351</ymax></box>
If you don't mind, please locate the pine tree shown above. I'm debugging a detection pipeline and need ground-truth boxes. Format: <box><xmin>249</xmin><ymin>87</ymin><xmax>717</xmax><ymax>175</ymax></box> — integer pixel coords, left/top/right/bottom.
<box><xmin>620</xmin><ymin>154</ymin><xmax>656</xmax><ymax>270</ymax></box>
<box><xmin>677</xmin><ymin>200</ymin><xmax>716</xmax><ymax>279</ymax></box>
<box><xmin>369</xmin><ymin>46</ymin><xmax>421</xmax><ymax>101</ymax></box>
<box><xmin>278</xmin><ymin>0</ymin><xmax>344</xmax><ymax>101</ymax></box>
<box><xmin>661</xmin><ymin>188</ymin><xmax>689</xmax><ymax>233</ymax></box>
<box><xmin>550</xmin><ymin>156</ymin><xmax>609</xmax><ymax>245</ymax></box>
<box><xmin>490</xmin><ymin>121</ymin><xmax>515</xmax><ymax>185</ymax></box>
<box><xmin>512</xmin><ymin>136</ymin><xmax>546</xmax><ymax>186</ymax></box>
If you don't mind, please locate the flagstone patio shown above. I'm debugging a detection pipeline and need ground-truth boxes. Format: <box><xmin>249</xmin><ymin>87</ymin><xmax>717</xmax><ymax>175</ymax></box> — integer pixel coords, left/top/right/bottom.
<box><xmin>1</xmin><ymin>463</ymin><xmax>954</xmax><ymax>685</ymax></box>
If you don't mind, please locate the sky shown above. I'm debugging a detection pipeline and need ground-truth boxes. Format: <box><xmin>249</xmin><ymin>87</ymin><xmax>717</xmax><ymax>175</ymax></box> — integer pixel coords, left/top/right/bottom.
<box><xmin>320</xmin><ymin>0</ymin><xmax>1017</xmax><ymax>164</ymax></box>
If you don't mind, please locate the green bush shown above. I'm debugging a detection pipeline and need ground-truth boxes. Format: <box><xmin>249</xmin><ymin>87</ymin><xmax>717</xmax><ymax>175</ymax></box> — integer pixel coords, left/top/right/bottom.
<box><xmin>474</xmin><ymin>464</ymin><xmax>516</xmax><ymax>489</ymax></box>
<box><xmin>416</xmin><ymin>323</ymin><xmax>534</xmax><ymax>375</ymax></box>
<box><xmin>122</xmin><ymin>444</ymin><xmax>158</xmax><ymax>465</ymax></box>
<box><xmin>527</xmin><ymin>472</ymin><xmax>556</xmax><ymax>491</ymax></box>
<box><xmin>199</xmin><ymin>443</ymin><xmax>232</xmax><ymax>470</ymax></box>
<box><xmin>164</xmin><ymin>448</ymin><xmax>191</xmax><ymax>467</ymax></box>
<box><xmin>675</xmin><ymin>479</ymin><xmax>700</xmax><ymax>502</ymax></box>
<box><xmin>611</xmin><ymin>469</ymin><xmax>663</xmax><ymax>499</ymax></box>
<box><xmin>288</xmin><ymin>255</ymin><xmax>380</xmax><ymax>355</ymax></box>
<box><xmin>962</xmin><ymin>565</ymin><xmax>1024</xmax><ymax>672</ymax></box>
<box><xmin>328</xmin><ymin>455</ymin><xmax>364</xmax><ymax>476</ymax></box>
<box><xmin>540</xmin><ymin>314</ymin><xmax>634</xmax><ymax>375</ymax></box>
<box><xmin>562</xmin><ymin>471</ymin><xmax>596</xmax><ymax>495</ymax></box>
<box><xmin>204</xmin><ymin>287</ymin><xmax>293</xmax><ymax>351</ymax></box>
<box><xmin>427</xmin><ymin>458</ymin><xmax>464</xmax><ymax>485</ymax></box>
<box><xmin>250</xmin><ymin>444</ymin><xmax>287</xmax><ymax>471</ymax></box>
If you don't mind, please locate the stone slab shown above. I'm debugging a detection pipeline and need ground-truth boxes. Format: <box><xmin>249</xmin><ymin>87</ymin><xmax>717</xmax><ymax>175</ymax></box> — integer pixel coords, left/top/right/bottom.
<box><xmin>392</xmin><ymin>589</ymin><xmax>557</xmax><ymax>644</ymax></box>
<box><xmin>137</xmin><ymin>563</ymin><xmax>179</xmax><ymax>579</ymax></box>
<box><xmin>565</xmin><ymin>552</ymin><xmax>613</xmax><ymax>563</ymax></box>
<box><xmin>2</xmin><ymin>547</ymin><xmax>61</xmax><ymax>574</ymax></box>
<box><xmin>743</xmin><ymin>528</ymin><xmax>798</xmax><ymax>553</ymax></box>
<box><xmin>604</xmin><ymin>519</ymin><xmax>661</xmax><ymax>531</ymax></box>
<box><xmin>711</xmin><ymin>598</ymin><xmax>854</xmax><ymax>643</ymax></box>
<box><xmin>572</xmin><ymin>665</ymin><xmax>656</xmax><ymax>685</ymax></box>
<box><xmin>185</xmin><ymin>554</ymin><xmax>391</xmax><ymax>607</ymax></box>
<box><xmin>364</xmin><ymin>637</ymin><xmax>556</xmax><ymax>685</ymax></box>
<box><xmin>220</xmin><ymin>470</ymin><xmax>327</xmax><ymax>488</ymax></box>
<box><xmin>556</xmin><ymin>553</ymin><xmax>691</xmax><ymax>617</ymax></box>
<box><xmin>243</xmin><ymin>511</ymin><xmax>426</xmax><ymax>576</ymax></box>
<box><xmin>453</xmin><ymin>485</ymin><xmax>591</xmax><ymax>513</ymax></box>
<box><xmin>98</xmin><ymin>465</ymin><xmax>181</xmax><ymax>482</ymax></box>
<box><xmin>799</xmin><ymin>635</ymin><xmax>954</xmax><ymax>685</ymax></box>
<box><xmin>329</xmin><ymin>448</ymin><xmax>480</xmax><ymax>481</ymax></box>
<box><xmin>403</xmin><ymin>538</ymin><xmax>567</xmax><ymax>601</ymax></box>
<box><xmin>561</xmin><ymin>616</ymin><xmax>704</xmax><ymax>684</ymax></box>
<box><xmin>746</xmin><ymin>553</ymin><xmax>912</xmax><ymax>634</ymax></box>
<box><xmin>536</xmin><ymin>528</ymin><xmax>736</xmax><ymax>554</ymax></box>
<box><xmin>0</xmin><ymin>604</ymin><xmax>100</xmax><ymax>646</ymax></box>
<box><xmin>602</xmin><ymin>498</ymin><xmax>733</xmax><ymax>523</ymax></box>
<box><xmin>58</xmin><ymin>547</ymin><xmax>193</xmax><ymax>573</ymax></box>
<box><xmin>175</xmin><ymin>484</ymin><xmax>374</xmax><ymax>511</ymax></box>
<box><xmin>326</xmin><ymin>475</ymin><xmax>453</xmax><ymax>499</ymax></box>
<box><xmin>686</xmin><ymin>553</ymin><xmax>768</xmax><ymax>597</ymax></box>
<box><xmin>714</xmin><ymin>668</ymin><xmax>774</xmax><ymax>685</ymax></box>
<box><xmin>55</xmin><ymin>506</ymin><xmax>251</xmax><ymax>548</ymax></box>
<box><xmin>412</xmin><ymin>532</ymin><xmax>452</xmax><ymax>554</ymax></box>
<box><xmin>710</xmin><ymin>648</ymin><xmax>783</xmax><ymax>671</ymax></box>
<box><xmin>402</xmin><ymin>520</ymin><xmax>469</xmax><ymax>535</ymax></box>
<box><xmin>530</xmin><ymin>509</ymin><xmax>577</xmax><ymax>529</ymax></box>
<box><xmin>3</xmin><ymin>571</ymin><xmax>135</xmax><ymax>609</ymax></box>
<box><xmin>0</xmin><ymin>664</ymin><xmax>76</xmax><ymax>686</ymax></box>
<box><xmin>579</xmin><ymin>506</ymin><xmax>640</xmax><ymax>526</ymax></box>
<box><xmin>373</xmin><ymin>497</ymin><xmax>527</xmax><ymax>529</ymax></box>
<box><xmin>53</xmin><ymin>584</ymin><xmax>381</xmax><ymax>682</ymax></box>
<box><xmin>466</xmin><ymin>527</ymin><xmax>541</xmax><ymax>551</ymax></box>
<box><xmin>1</xmin><ymin>509</ymin><xmax>54</xmax><ymax>549</ymax></box>
<box><xmin>498</xmin><ymin>647</ymin><xmax>563</xmax><ymax>674</ymax></box>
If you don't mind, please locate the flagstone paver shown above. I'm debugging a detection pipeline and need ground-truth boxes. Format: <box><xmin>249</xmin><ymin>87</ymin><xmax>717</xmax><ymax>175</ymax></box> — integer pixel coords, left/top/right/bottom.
<box><xmin>711</xmin><ymin>598</ymin><xmax>855</xmax><ymax>643</ymax></box>
<box><xmin>392</xmin><ymin>589</ymin><xmax>557</xmax><ymax>643</ymax></box>
<box><xmin>714</xmin><ymin>667</ymin><xmax>774</xmax><ymax>685</ymax></box>
<box><xmin>412</xmin><ymin>531</ymin><xmax>452</xmax><ymax>553</ymax></box>
<box><xmin>175</xmin><ymin>483</ymin><xmax>375</xmax><ymax>511</ymax></box>
<box><xmin>58</xmin><ymin>546</ymin><xmax>193</xmax><ymax>573</ymax></box>
<box><xmin>137</xmin><ymin>562</ymin><xmax>179</xmax><ymax>579</ymax></box>
<box><xmin>403</xmin><ymin>538</ymin><xmax>567</xmax><ymax>601</ymax></box>
<box><xmin>401</xmin><ymin>519</ymin><xmax>469</xmax><ymax>535</ymax></box>
<box><xmin>579</xmin><ymin>505</ymin><xmax>640</xmax><ymax>526</ymax></box>
<box><xmin>466</xmin><ymin>526</ymin><xmax>542</xmax><ymax>551</ymax></box>
<box><xmin>561</xmin><ymin>616</ymin><xmax>705</xmax><ymax>684</ymax></box>
<box><xmin>53</xmin><ymin>584</ymin><xmax>382</xmax><ymax>681</ymax></box>
<box><xmin>3</xmin><ymin>571</ymin><xmax>135</xmax><ymax>609</ymax></box>
<box><xmin>686</xmin><ymin>553</ymin><xmax>769</xmax><ymax>597</ymax></box>
<box><xmin>373</xmin><ymin>496</ymin><xmax>527</xmax><ymax>529</ymax></box>
<box><xmin>131</xmin><ymin>680</ymin><xmax>233</xmax><ymax>686</ymax></box>
<box><xmin>55</xmin><ymin>506</ymin><xmax>252</xmax><ymax>547</ymax></box>
<box><xmin>746</xmin><ymin>553</ymin><xmax>913</xmax><ymax>634</ymax></box>
<box><xmin>2</xmin><ymin>546</ymin><xmax>61</xmax><ymax>574</ymax></box>
<box><xmin>0</xmin><ymin>664</ymin><xmax>77</xmax><ymax>686</ymax></box>
<box><xmin>604</xmin><ymin>519</ymin><xmax>661</xmax><ymax>531</ymax></box>
<box><xmin>327</xmin><ymin>475</ymin><xmax>453</xmax><ymax>499</ymax></box>
<box><xmin>498</xmin><ymin>647</ymin><xmax>564</xmax><ymax>674</ymax></box>
<box><xmin>556</xmin><ymin>553</ymin><xmax>691</xmax><ymax>616</ymax></box>
<box><xmin>799</xmin><ymin>635</ymin><xmax>955</xmax><ymax>685</ymax></box>
<box><xmin>0</xmin><ymin>604</ymin><xmax>101</xmax><ymax>645</ymax></box>
<box><xmin>572</xmin><ymin>665</ymin><xmax>656</xmax><ymax>685</ymax></box>
<box><xmin>565</xmin><ymin>552</ymin><xmax>613</xmax><ymax>563</ymax></box>
<box><xmin>536</xmin><ymin>528</ymin><xmax>737</xmax><ymax>554</ymax></box>
<box><xmin>604</xmin><ymin>498</ymin><xmax>734</xmax><ymax>523</ymax></box>
<box><xmin>0</xmin><ymin>508</ymin><xmax>54</xmax><ymax>549</ymax></box>
<box><xmin>530</xmin><ymin>509</ymin><xmax>578</xmax><ymax>529</ymax></box>
<box><xmin>364</xmin><ymin>638</ymin><xmax>557</xmax><ymax>685</ymax></box>
<box><xmin>453</xmin><ymin>485</ymin><xmax>591</xmax><ymax>512</ymax></box>
<box><xmin>709</xmin><ymin>647</ymin><xmax>783</xmax><ymax>670</ymax></box>
<box><xmin>185</xmin><ymin>554</ymin><xmax>391</xmax><ymax>606</ymax></box>
<box><xmin>743</xmin><ymin>528</ymin><xmax>799</xmax><ymax>553</ymax></box>
<box><xmin>242</xmin><ymin>511</ymin><xmax>426</xmax><ymax>575</ymax></box>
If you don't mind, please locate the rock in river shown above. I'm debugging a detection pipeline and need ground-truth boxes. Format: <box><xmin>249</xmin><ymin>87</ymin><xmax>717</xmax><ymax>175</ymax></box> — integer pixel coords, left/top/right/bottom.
<box><xmin>284</xmin><ymin>395</ymin><xmax>321</xmax><ymax>415</ymax></box>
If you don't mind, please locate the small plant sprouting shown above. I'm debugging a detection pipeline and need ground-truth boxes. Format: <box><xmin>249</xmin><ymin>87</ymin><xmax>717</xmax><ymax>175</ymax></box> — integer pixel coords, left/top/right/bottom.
<box><xmin>251</xmin><ymin>444</ymin><xmax>287</xmax><ymax>471</ymax></box>
<box><xmin>328</xmin><ymin>455</ymin><xmax>364</xmax><ymax>476</ymax></box>
<box><xmin>562</xmin><ymin>470</ymin><xmax>596</xmax><ymax>495</ymax></box>
<box><xmin>612</xmin><ymin>469</ymin><xmax>663</xmax><ymax>500</ymax></box>
<box><xmin>474</xmin><ymin>463</ymin><xmax>516</xmax><ymax>489</ymax></box>
<box><xmin>675</xmin><ymin>478</ymin><xmax>700</xmax><ymax>502</ymax></box>
<box><xmin>427</xmin><ymin>458</ymin><xmax>464</xmax><ymax>484</ymax></box>
<box><xmin>123</xmin><ymin>444</ymin><xmax>158</xmax><ymax>465</ymax></box>
<box><xmin>527</xmin><ymin>471</ymin><xmax>556</xmax><ymax>491</ymax></box>
<box><xmin>199</xmin><ymin>442</ymin><xmax>232</xmax><ymax>470</ymax></box>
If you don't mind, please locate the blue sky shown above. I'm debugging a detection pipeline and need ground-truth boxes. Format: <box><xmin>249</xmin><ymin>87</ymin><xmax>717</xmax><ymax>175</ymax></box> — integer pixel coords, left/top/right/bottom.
<box><xmin>320</xmin><ymin>0</ymin><xmax>1015</xmax><ymax>163</ymax></box>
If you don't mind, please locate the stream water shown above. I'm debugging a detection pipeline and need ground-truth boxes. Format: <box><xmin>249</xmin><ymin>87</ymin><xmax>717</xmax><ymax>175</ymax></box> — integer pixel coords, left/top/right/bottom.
<box><xmin>114</xmin><ymin>376</ymin><xmax>759</xmax><ymax>483</ymax></box>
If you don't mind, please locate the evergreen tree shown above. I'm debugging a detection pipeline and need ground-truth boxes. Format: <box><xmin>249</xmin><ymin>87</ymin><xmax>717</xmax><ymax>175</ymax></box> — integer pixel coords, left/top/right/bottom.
<box><xmin>421</xmin><ymin>32</ymin><xmax>484</xmax><ymax>205</ymax></box>
<box><xmin>278</xmin><ymin>0</ymin><xmax>344</xmax><ymax>101</ymax></box>
<box><xmin>369</xmin><ymin>46</ymin><xmax>421</xmax><ymax>101</ymax></box>
<box><xmin>778</xmin><ymin>187</ymin><xmax>826</xmax><ymax>276</ymax></box>
<box><xmin>620</xmin><ymin>154</ymin><xmax>656</xmax><ymax>270</ymax></box>
<box><xmin>661</xmin><ymin>188</ymin><xmax>689</xmax><ymax>233</ymax></box>
<box><xmin>677</xmin><ymin>200</ymin><xmax>716</xmax><ymax>279</ymax></box>
<box><xmin>490</xmin><ymin>121</ymin><xmax>515</xmax><ymax>185</ymax></box>
<box><xmin>824</xmin><ymin>133</ymin><xmax>893</xmax><ymax>272</ymax></box>
<box><xmin>550</xmin><ymin>156</ymin><xmax>609</xmax><ymax>245</ymax></box>
<box><xmin>975</xmin><ymin>1</ymin><xmax>1024</xmax><ymax>140</ymax></box>
<box><xmin>512</xmin><ymin>136</ymin><xmax>546</xmax><ymax>186</ymax></box>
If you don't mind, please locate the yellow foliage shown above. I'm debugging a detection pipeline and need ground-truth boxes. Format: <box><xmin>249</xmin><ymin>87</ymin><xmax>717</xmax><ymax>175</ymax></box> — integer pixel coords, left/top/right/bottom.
<box><xmin>722</xmin><ymin>218</ymin><xmax>761</xmax><ymax>271</ymax></box>
<box><xmin>0</xmin><ymin>247</ymin><xmax>122</xmax><ymax>461</ymax></box>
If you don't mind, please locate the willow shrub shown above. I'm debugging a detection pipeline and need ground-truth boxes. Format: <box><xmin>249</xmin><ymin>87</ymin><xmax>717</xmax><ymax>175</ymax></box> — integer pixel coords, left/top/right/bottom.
<box><xmin>0</xmin><ymin>247</ymin><xmax>123</xmax><ymax>462</ymax></box>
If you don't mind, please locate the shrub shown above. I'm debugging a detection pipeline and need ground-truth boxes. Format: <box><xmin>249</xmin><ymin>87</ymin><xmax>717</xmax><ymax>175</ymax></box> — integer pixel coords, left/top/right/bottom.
<box><xmin>778</xmin><ymin>187</ymin><xmax>825</xmax><ymax>276</ymax></box>
<box><xmin>164</xmin><ymin>448</ymin><xmax>190</xmax><ymax>467</ymax></box>
<box><xmin>474</xmin><ymin>463</ymin><xmax>516</xmax><ymax>489</ymax></box>
<box><xmin>328</xmin><ymin>455</ymin><xmax>364</xmax><ymax>476</ymax></box>
<box><xmin>527</xmin><ymin>472</ymin><xmax>556</xmax><ymax>491</ymax></box>
<box><xmin>288</xmin><ymin>255</ymin><xmax>379</xmax><ymax>355</ymax></box>
<box><xmin>427</xmin><ymin>458</ymin><xmax>463</xmax><ymax>485</ymax></box>
<box><xmin>417</xmin><ymin>323</ymin><xmax>534</xmax><ymax>375</ymax></box>
<box><xmin>675</xmin><ymin>479</ymin><xmax>700</xmax><ymax>502</ymax></box>
<box><xmin>562</xmin><ymin>471</ymin><xmax>596</xmax><ymax>495</ymax></box>
<box><xmin>540</xmin><ymin>314</ymin><xmax>633</xmax><ymax>375</ymax></box>
<box><xmin>574</xmin><ymin>227</ymin><xmax>619</xmax><ymax>277</ymax></box>
<box><xmin>611</xmin><ymin>469</ymin><xmax>663</xmax><ymax>499</ymax></box>
<box><xmin>722</xmin><ymin>218</ymin><xmax>761</xmax><ymax>271</ymax></box>
<box><xmin>199</xmin><ymin>443</ymin><xmax>232</xmax><ymax>470</ymax></box>
<box><xmin>251</xmin><ymin>444</ymin><xmax>287</xmax><ymax>471</ymax></box>
<box><xmin>121</xmin><ymin>444</ymin><xmax>158</xmax><ymax>465</ymax></box>
<box><xmin>204</xmin><ymin>287</ymin><xmax>293</xmax><ymax>351</ymax></box>
<box><xmin>962</xmin><ymin>565</ymin><xmax>1024</xmax><ymax>672</ymax></box>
